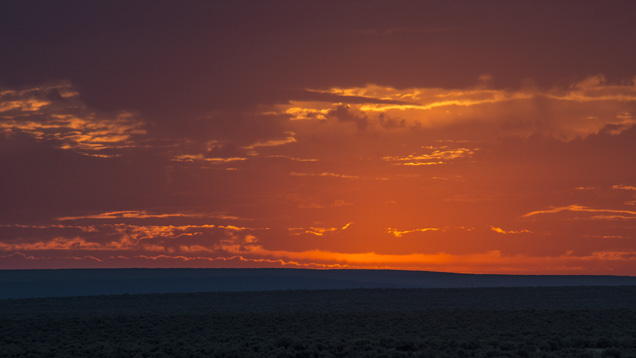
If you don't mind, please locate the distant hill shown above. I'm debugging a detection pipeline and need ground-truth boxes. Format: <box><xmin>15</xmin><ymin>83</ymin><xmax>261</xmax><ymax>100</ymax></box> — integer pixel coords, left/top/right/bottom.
<box><xmin>1</xmin><ymin>268</ymin><xmax>635</xmax><ymax>299</ymax></box>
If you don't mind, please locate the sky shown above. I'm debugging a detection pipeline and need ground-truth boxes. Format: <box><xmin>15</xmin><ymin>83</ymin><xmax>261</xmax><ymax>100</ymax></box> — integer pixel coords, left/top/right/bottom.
<box><xmin>1</xmin><ymin>0</ymin><xmax>636</xmax><ymax>274</ymax></box>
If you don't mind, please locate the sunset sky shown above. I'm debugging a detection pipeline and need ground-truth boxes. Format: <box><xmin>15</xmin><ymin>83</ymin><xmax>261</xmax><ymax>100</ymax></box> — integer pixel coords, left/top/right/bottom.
<box><xmin>2</xmin><ymin>1</ymin><xmax>636</xmax><ymax>274</ymax></box>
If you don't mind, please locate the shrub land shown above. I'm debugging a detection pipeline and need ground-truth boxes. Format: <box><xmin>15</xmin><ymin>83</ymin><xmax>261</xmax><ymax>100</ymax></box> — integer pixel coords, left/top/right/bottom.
<box><xmin>1</xmin><ymin>286</ymin><xmax>636</xmax><ymax>358</ymax></box>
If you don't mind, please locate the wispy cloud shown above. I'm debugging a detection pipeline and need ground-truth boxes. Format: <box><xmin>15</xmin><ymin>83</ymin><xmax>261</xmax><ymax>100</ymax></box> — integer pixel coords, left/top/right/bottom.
<box><xmin>0</xmin><ymin>237</ymin><xmax>110</xmax><ymax>251</ymax></box>
<box><xmin>298</xmin><ymin>199</ymin><xmax>353</xmax><ymax>209</ymax></box>
<box><xmin>290</xmin><ymin>172</ymin><xmax>388</xmax><ymax>180</ymax></box>
<box><xmin>56</xmin><ymin>210</ymin><xmax>241</xmax><ymax>221</ymax></box>
<box><xmin>220</xmin><ymin>247</ymin><xmax>636</xmax><ymax>271</ymax></box>
<box><xmin>490</xmin><ymin>226</ymin><xmax>532</xmax><ymax>234</ymax></box>
<box><xmin>262</xmin><ymin>155</ymin><xmax>318</xmax><ymax>162</ymax></box>
<box><xmin>243</xmin><ymin>133</ymin><xmax>297</xmax><ymax>149</ymax></box>
<box><xmin>288</xmin><ymin>222</ymin><xmax>353</xmax><ymax>236</ymax></box>
<box><xmin>0</xmin><ymin>83</ymin><xmax>146</xmax><ymax>157</ymax></box>
<box><xmin>383</xmin><ymin>146</ymin><xmax>476</xmax><ymax>166</ymax></box>
<box><xmin>0</xmin><ymin>224</ymin><xmax>98</xmax><ymax>232</ymax></box>
<box><xmin>5</xmin><ymin>247</ymin><xmax>636</xmax><ymax>273</ymax></box>
<box><xmin>269</xmin><ymin>76</ymin><xmax>636</xmax><ymax>140</ymax></box>
<box><xmin>171</xmin><ymin>155</ymin><xmax>247</xmax><ymax>163</ymax></box>
<box><xmin>612</xmin><ymin>184</ymin><xmax>636</xmax><ymax>191</ymax></box>
<box><xmin>583</xmin><ymin>235</ymin><xmax>630</xmax><ymax>239</ymax></box>
<box><xmin>0</xmin><ymin>223</ymin><xmax>268</xmax><ymax>255</ymax></box>
<box><xmin>523</xmin><ymin>205</ymin><xmax>636</xmax><ymax>219</ymax></box>
<box><xmin>387</xmin><ymin>227</ymin><xmax>440</xmax><ymax>238</ymax></box>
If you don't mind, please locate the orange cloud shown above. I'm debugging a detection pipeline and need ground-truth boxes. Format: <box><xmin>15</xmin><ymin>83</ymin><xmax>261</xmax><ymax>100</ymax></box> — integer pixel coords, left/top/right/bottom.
<box><xmin>612</xmin><ymin>184</ymin><xmax>636</xmax><ymax>191</ymax></box>
<box><xmin>0</xmin><ymin>98</ymin><xmax>50</xmax><ymax>112</ymax></box>
<box><xmin>270</xmin><ymin>76</ymin><xmax>636</xmax><ymax>140</ymax></box>
<box><xmin>297</xmin><ymin>199</ymin><xmax>353</xmax><ymax>209</ymax></box>
<box><xmin>171</xmin><ymin>155</ymin><xmax>247</xmax><ymax>163</ymax></box>
<box><xmin>523</xmin><ymin>205</ymin><xmax>636</xmax><ymax>219</ymax></box>
<box><xmin>221</xmin><ymin>245</ymin><xmax>636</xmax><ymax>274</ymax></box>
<box><xmin>383</xmin><ymin>146</ymin><xmax>476</xmax><ymax>166</ymax></box>
<box><xmin>288</xmin><ymin>222</ymin><xmax>353</xmax><ymax>236</ymax></box>
<box><xmin>243</xmin><ymin>132</ymin><xmax>297</xmax><ymax>149</ymax></box>
<box><xmin>0</xmin><ymin>223</ymin><xmax>268</xmax><ymax>254</ymax></box>
<box><xmin>262</xmin><ymin>155</ymin><xmax>318</xmax><ymax>162</ymax></box>
<box><xmin>290</xmin><ymin>172</ymin><xmax>360</xmax><ymax>179</ymax></box>
<box><xmin>386</xmin><ymin>227</ymin><xmax>441</xmax><ymax>238</ymax></box>
<box><xmin>290</xmin><ymin>172</ymin><xmax>388</xmax><ymax>180</ymax></box>
<box><xmin>0</xmin><ymin>237</ymin><xmax>117</xmax><ymax>251</ymax></box>
<box><xmin>5</xmin><ymin>247</ymin><xmax>636</xmax><ymax>273</ymax></box>
<box><xmin>584</xmin><ymin>235</ymin><xmax>630</xmax><ymax>239</ymax></box>
<box><xmin>0</xmin><ymin>83</ymin><xmax>146</xmax><ymax>156</ymax></box>
<box><xmin>490</xmin><ymin>226</ymin><xmax>532</xmax><ymax>234</ymax></box>
<box><xmin>0</xmin><ymin>224</ymin><xmax>98</xmax><ymax>232</ymax></box>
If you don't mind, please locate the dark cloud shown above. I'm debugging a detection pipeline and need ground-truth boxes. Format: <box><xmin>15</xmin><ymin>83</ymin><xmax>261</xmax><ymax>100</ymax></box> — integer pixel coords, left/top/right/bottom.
<box><xmin>284</xmin><ymin>90</ymin><xmax>417</xmax><ymax>105</ymax></box>
<box><xmin>3</xmin><ymin>1</ymin><xmax>635</xmax><ymax>116</ymax></box>
<box><xmin>378</xmin><ymin>113</ymin><xmax>406</xmax><ymax>130</ymax></box>
<box><xmin>328</xmin><ymin>105</ymin><xmax>368</xmax><ymax>131</ymax></box>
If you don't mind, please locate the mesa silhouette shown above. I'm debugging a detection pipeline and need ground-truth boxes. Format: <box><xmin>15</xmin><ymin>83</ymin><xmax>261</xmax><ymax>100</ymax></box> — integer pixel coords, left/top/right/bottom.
<box><xmin>2</xmin><ymin>268</ymin><xmax>636</xmax><ymax>299</ymax></box>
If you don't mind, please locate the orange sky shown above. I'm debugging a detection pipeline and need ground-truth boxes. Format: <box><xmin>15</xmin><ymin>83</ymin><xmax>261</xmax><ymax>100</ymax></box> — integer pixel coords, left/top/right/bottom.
<box><xmin>1</xmin><ymin>1</ymin><xmax>636</xmax><ymax>274</ymax></box>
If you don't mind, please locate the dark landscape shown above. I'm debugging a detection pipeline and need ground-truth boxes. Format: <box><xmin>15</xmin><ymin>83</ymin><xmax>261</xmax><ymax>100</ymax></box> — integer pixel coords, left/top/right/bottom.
<box><xmin>2</xmin><ymin>269</ymin><xmax>636</xmax><ymax>357</ymax></box>
<box><xmin>3</xmin><ymin>268</ymin><xmax>636</xmax><ymax>299</ymax></box>
<box><xmin>3</xmin><ymin>1</ymin><xmax>636</xmax><ymax>357</ymax></box>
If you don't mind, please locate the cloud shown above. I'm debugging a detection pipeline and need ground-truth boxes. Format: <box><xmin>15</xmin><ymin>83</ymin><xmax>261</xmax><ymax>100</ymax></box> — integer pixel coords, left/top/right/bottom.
<box><xmin>289</xmin><ymin>172</ymin><xmax>388</xmax><ymax>180</ymax></box>
<box><xmin>490</xmin><ymin>226</ymin><xmax>532</xmax><ymax>234</ymax></box>
<box><xmin>171</xmin><ymin>155</ymin><xmax>247</xmax><ymax>163</ymax></box>
<box><xmin>612</xmin><ymin>184</ymin><xmax>636</xmax><ymax>191</ymax></box>
<box><xmin>583</xmin><ymin>235</ymin><xmax>630</xmax><ymax>239</ymax></box>
<box><xmin>387</xmin><ymin>227</ymin><xmax>441</xmax><ymax>238</ymax></box>
<box><xmin>269</xmin><ymin>77</ymin><xmax>636</xmax><ymax>140</ymax></box>
<box><xmin>327</xmin><ymin>105</ymin><xmax>368</xmax><ymax>131</ymax></box>
<box><xmin>383</xmin><ymin>146</ymin><xmax>476</xmax><ymax>166</ymax></box>
<box><xmin>280</xmin><ymin>106</ymin><xmax>331</xmax><ymax>121</ymax></box>
<box><xmin>0</xmin><ymin>224</ymin><xmax>98</xmax><ymax>232</ymax></box>
<box><xmin>243</xmin><ymin>132</ymin><xmax>297</xmax><ymax>149</ymax></box>
<box><xmin>0</xmin><ymin>251</ymin><xmax>348</xmax><ymax>270</ymax></box>
<box><xmin>56</xmin><ymin>210</ymin><xmax>240</xmax><ymax>221</ymax></box>
<box><xmin>0</xmin><ymin>237</ymin><xmax>110</xmax><ymax>251</ymax></box>
<box><xmin>549</xmin><ymin>74</ymin><xmax>636</xmax><ymax>102</ymax></box>
<box><xmin>288</xmin><ymin>222</ymin><xmax>353</xmax><ymax>236</ymax></box>
<box><xmin>213</xmin><ymin>245</ymin><xmax>636</xmax><ymax>274</ymax></box>
<box><xmin>522</xmin><ymin>205</ymin><xmax>636</xmax><ymax>220</ymax></box>
<box><xmin>290</xmin><ymin>172</ymin><xmax>359</xmax><ymax>179</ymax></box>
<box><xmin>3</xmin><ymin>219</ymin><xmax>636</xmax><ymax>273</ymax></box>
<box><xmin>297</xmin><ymin>199</ymin><xmax>353</xmax><ymax>209</ymax></box>
<box><xmin>261</xmin><ymin>155</ymin><xmax>318</xmax><ymax>162</ymax></box>
<box><xmin>0</xmin><ymin>82</ymin><xmax>296</xmax><ymax>170</ymax></box>
<box><xmin>4</xmin><ymin>246</ymin><xmax>636</xmax><ymax>273</ymax></box>
<box><xmin>0</xmin><ymin>83</ymin><xmax>146</xmax><ymax>157</ymax></box>
<box><xmin>0</xmin><ymin>223</ymin><xmax>269</xmax><ymax>255</ymax></box>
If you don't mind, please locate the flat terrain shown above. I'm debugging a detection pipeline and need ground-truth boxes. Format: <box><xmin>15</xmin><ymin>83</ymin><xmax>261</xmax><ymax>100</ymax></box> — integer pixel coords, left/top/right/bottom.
<box><xmin>3</xmin><ymin>268</ymin><xmax>636</xmax><ymax>299</ymax></box>
<box><xmin>2</xmin><ymin>286</ymin><xmax>636</xmax><ymax>357</ymax></box>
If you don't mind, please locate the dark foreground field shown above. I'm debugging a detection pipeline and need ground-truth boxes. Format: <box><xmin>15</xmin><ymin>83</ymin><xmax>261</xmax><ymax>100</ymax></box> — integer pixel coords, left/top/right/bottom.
<box><xmin>2</xmin><ymin>286</ymin><xmax>636</xmax><ymax>358</ymax></box>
